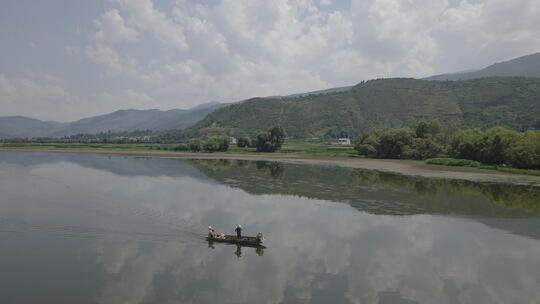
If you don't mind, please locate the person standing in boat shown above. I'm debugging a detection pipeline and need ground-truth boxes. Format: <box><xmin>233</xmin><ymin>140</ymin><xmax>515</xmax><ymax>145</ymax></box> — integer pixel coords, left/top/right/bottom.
<box><xmin>208</xmin><ymin>226</ymin><xmax>215</xmax><ymax>238</ymax></box>
<box><xmin>235</xmin><ymin>225</ymin><xmax>242</xmax><ymax>239</ymax></box>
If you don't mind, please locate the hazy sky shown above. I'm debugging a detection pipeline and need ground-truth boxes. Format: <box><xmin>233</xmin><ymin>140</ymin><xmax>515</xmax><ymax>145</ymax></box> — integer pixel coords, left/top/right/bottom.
<box><xmin>1</xmin><ymin>0</ymin><xmax>539</xmax><ymax>121</ymax></box>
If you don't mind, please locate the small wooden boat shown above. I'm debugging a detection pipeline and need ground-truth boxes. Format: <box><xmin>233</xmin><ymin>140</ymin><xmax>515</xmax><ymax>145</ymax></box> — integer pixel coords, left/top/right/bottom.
<box><xmin>206</xmin><ymin>234</ymin><xmax>264</xmax><ymax>247</ymax></box>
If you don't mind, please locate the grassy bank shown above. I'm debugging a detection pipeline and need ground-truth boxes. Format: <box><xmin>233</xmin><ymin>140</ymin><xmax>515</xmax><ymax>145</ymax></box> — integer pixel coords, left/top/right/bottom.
<box><xmin>3</xmin><ymin>143</ymin><xmax>540</xmax><ymax>179</ymax></box>
<box><xmin>425</xmin><ymin>158</ymin><xmax>540</xmax><ymax>176</ymax></box>
<box><xmin>0</xmin><ymin>142</ymin><xmax>357</xmax><ymax>158</ymax></box>
<box><xmin>3</xmin><ymin>143</ymin><xmax>540</xmax><ymax>186</ymax></box>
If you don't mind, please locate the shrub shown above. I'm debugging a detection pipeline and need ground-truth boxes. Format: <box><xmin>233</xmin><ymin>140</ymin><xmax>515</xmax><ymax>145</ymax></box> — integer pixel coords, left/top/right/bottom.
<box><xmin>425</xmin><ymin>158</ymin><xmax>480</xmax><ymax>167</ymax></box>
<box><xmin>256</xmin><ymin>126</ymin><xmax>285</xmax><ymax>152</ymax></box>
<box><xmin>203</xmin><ymin>136</ymin><xmax>229</xmax><ymax>152</ymax></box>
<box><xmin>188</xmin><ymin>139</ymin><xmax>202</xmax><ymax>152</ymax></box>
<box><xmin>237</xmin><ymin>136</ymin><xmax>251</xmax><ymax>148</ymax></box>
<box><xmin>173</xmin><ymin>143</ymin><xmax>189</xmax><ymax>151</ymax></box>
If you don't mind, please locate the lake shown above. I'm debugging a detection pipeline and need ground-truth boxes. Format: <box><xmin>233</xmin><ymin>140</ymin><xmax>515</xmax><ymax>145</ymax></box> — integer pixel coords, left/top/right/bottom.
<box><xmin>0</xmin><ymin>152</ymin><xmax>539</xmax><ymax>304</ymax></box>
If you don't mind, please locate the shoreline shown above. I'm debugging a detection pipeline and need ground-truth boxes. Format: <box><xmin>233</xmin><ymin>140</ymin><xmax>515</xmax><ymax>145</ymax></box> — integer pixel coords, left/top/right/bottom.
<box><xmin>2</xmin><ymin>148</ymin><xmax>540</xmax><ymax>186</ymax></box>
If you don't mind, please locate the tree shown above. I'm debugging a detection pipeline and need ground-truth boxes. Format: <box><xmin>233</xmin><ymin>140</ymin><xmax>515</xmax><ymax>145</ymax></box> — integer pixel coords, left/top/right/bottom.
<box><xmin>256</xmin><ymin>126</ymin><xmax>285</xmax><ymax>152</ymax></box>
<box><xmin>376</xmin><ymin>128</ymin><xmax>414</xmax><ymax>159</ymax></box>
<box><xmin>504</xmin><ymin>131</ymin><xmax>540</xmax><ymax>169</ymax></box>
<box><xmin>188</xmin><ymin>139</ymin><xmax>202</xmax><ymax>152</ymax></box>
<box><xmin>413</xmin><ymin>120</ymin><xmax>441</xmax><ymax>139</ymax></box>
<box><xmin>237</xmin><ymin>136</ymin><xmax>251</xmax><ymax>148</ymax></box>
<box><xmin>408</xmin><ymin>138</ymin><xmax>444</xmax><ymax>159</ymax></box>
<box><xmin>450</xmin><ymin>127</ymin><xmax>517</xmax><ymax>165</ymax></box>
<box><xmin>414</xmin><ymin>121</ymin><xmax>429</xmax><ymax>138</ymax></box>
<box><xmin>173</xmin><ymin>143</ymin><xmax>189</xmax><ymax>151</ymax></box>
<box><xmin>354</xmin><ymin>134</ymin><xmax>379</xmax><ymax>158</ymax></box>
<box><xmin>203</xmin><ymin>136</ymin><xmax>229</xmax><ymax>152</ymax></box>
<box><xmin>450</xmin><ymin>129</ymin><xmax>483</xmax><ymax>160</ymax></box>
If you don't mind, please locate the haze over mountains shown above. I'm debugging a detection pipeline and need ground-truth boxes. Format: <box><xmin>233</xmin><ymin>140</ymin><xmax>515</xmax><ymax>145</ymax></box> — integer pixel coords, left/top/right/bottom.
<box><xmin>0</xmin><ymin>102</ymin><xmax>226</xmax><ymax>139</ymax></box>
<box><xmin>1</xmin><ymin>52</ymin><xmax>540</xmax><ymax>139</ymax></box>
<box><xmin>424</xmin><ymin>52</ymin><xmax>540</xmax><ymax>81</ymax></box>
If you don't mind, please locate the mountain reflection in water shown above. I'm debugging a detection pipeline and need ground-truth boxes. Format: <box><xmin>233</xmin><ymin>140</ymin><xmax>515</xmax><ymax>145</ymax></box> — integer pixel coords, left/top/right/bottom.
<box><xmin>0</xmin><ymin>152</ymin><xmax>539</xmax><ymax>304</ymax></box>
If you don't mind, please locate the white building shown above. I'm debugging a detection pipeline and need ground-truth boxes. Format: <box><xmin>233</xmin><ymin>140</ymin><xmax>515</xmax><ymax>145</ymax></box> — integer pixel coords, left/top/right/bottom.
<box><xmin>338</xmin><ymin>138</ymin><xmax>351</xmax><ymax>145</ymax></box>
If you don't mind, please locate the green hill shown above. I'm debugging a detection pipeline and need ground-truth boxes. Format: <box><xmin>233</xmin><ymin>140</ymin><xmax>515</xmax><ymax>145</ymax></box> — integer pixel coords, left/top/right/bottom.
<box><xmin>187</xmin><ymin>77</ymin><xmax>540</xmax><ymax>138</ymax></box>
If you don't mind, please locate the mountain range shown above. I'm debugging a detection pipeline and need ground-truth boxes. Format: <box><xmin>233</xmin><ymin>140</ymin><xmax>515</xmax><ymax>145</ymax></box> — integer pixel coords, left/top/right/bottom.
<box><xmin>424</xmin><ymin>52</ymin><xmax>540</xmax><ymax>81</ymax></box>
<box><xmin>1</xmin><ymin>51</ymin><xmax>540</xmax><ymax>139</ymax></box>
<box><xmin>0</xmin><ymin>101</ymin><xmax>227</xmax><ymax>139</ymax></box>
<box><xmin>187</xmin><ymin>77</ymin><xmax>540</xmax><ymax>138</ymax></box>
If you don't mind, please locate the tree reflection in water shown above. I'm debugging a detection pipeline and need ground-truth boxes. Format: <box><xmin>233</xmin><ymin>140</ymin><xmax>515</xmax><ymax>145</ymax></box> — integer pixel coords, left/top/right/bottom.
<box><xmin>188</xmin><ymin>159</ymin><xmax>540</xmax><ymax>218</ymax></box>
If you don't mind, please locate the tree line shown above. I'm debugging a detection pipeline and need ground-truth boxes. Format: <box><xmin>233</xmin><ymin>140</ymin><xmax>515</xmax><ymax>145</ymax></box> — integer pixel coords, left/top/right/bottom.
<box><xmin>174</xmin><ymin>126</ymin><xmax>286</xmax><ymax>153</ymax></box>
<box><xmin>354</xmin><ymin>120</ymin><xmax>540</xmax><ymax>169</ymax></box>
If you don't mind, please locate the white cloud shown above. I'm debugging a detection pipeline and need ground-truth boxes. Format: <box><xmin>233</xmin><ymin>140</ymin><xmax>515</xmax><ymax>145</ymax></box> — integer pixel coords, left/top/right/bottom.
<box><xmin>85</xmin><ymin>44</ymin><xmax>123</xmax><ymax>72</ymax></box>
<box><xmin>113</xmin><ymin>0</ymin><xmax>188</xmax><ymax>51</ymax></box>
<box><xmin>94</xmin><ymin>9</ymin><xmax>138</xmax><ymax>43</ymax></box>
<box><xmin>88</xmin><ymin>0</ymin><xmax>540</xmax><ymax>110</ymax></box>
<box><xmin>0</xmin><ymin>74</ymin><xmax>79</xmax><ymax>121</ymax></box>
<box><xmin>93</xmin><ymin>90</ymin><xmax>155</xmax><ymax>111</ymax></box>
<box><xmin>0</xmin><ymin>74</ymin><xmax>156</xmax><ymax>121</ymax></box>
<box><xmin>3</xmin><ymin>0</ymin><xmax>540</xmax><ymax>120</ymax></box>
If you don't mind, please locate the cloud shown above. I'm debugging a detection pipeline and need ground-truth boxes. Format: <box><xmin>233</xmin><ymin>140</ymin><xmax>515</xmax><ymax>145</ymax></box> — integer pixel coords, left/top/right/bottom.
<box><xmin>3</xmin><ymin>156</ymin><xmax>540</xmax><ymax>303</ymax></box>
<box><xmin>112</xmin><ymin>0</ymin><xmax>188</xmax><ymax>51</ymax></box>
<box><xmin>3</xmin><ymin>0</ymin><xmax>540</xmax><ymax>120</ymax></box>
<box><xmin>0</xmin><ymin>74</ymin><xmax>155</xmax><ymax>121</ymax></box>
<box><xmin>94</xmin><ymin>9</ymin><xmax>138</xmax><ymax>43</ymax></box>
<box><xmin>0</xmin><ymin>74</ymin><xmax>79</xmax><ymax>121</ymax></box>
<box><xmin>93</xmin><ymin>90</ymin><xmax>155</xmax><ymax>111</ymax></box>
<box><xmin>85</xmin><ymin>44</ymin><xmax>123</xmax><ymax>73</ymax></box>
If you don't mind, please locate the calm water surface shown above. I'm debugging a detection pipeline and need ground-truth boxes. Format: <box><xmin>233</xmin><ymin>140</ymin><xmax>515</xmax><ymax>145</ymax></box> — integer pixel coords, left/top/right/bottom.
<box><xmin>0</xmin><ymin>152</ymin><xmax>539</xmax><ymax>304</ymax></box>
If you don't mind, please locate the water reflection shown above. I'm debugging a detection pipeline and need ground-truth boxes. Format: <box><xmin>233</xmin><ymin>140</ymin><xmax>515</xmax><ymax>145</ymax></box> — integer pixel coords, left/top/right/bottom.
<box><xmin>206</xmin><ymin>241</ymin><xmax>265</xmax><ymax>257</ymax></box>
<box><xmin>187</xmin><ymin>159</ymin><xmax>540</xmax><ymax>218</ymax></box>
<box><xmin>0</xmin><ymin>152</ymin><xmax>540</xmax><ymax>303</ymax></box>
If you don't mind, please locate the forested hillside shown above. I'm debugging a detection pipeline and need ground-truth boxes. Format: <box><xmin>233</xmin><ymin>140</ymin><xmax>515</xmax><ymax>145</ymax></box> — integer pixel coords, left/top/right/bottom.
<box><xmin>187</xmin><ymin>77</ymin><xmax>540</xmax><ymax>138</ymax></box>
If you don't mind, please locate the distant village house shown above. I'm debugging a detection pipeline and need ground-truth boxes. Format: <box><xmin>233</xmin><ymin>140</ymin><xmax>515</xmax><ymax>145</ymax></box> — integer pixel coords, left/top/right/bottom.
<box><xmin>338</xmin><ymin>138</ymin><xmax>351</xmax><ymax>145</ymax></box>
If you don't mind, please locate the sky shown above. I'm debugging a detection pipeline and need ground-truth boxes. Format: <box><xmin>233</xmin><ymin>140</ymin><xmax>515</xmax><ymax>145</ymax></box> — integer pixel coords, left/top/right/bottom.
<box><xmin>1</xmin><ymin>0</ymin><xmax>540</xmax><ymax>122</ymax></box>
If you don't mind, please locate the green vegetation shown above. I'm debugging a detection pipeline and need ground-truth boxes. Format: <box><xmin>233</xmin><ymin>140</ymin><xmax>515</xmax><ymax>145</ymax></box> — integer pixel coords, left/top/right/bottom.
<box><xmin>236</xmin><ymin>136</ymin><xmax>252</xmax><ymax>148</ymax></box>
<box><xmin>203</xmin><ymin>136</ymin><xmax>229</xmax><ymax>152</ymax></box>
<box><xmin>187</xmin><ymin>159</ymin><xmax>540</xmax><ymax>216</ymax></box>
<box><xmin>186</xmin><ymin>77</ymin><xmax>540</xmax><ymax>138</ymax></box>
<box><xmin>354</xmin><ymin>120</ymin><xmax>447</xmax><ymax>160</ymax></box>
<box><xmin>173</xmin><ymin>143</ymin><xmax>189</xmax><ymax>151</ymax></box>
<box><xmin>497</xmin><ymin>167</ymin><xmax>540</xmax><ymax>176</ymax></box>
<box><xmin>449</xmin><ymin>128</ymin><xmax>540</xmax><ymax>169</ymax></box>
<box><xmin>0</xmin><ymin>141</ymin><xmax>356</xmax><ymax>158</ymax></box>
<box><xmin>188</xmin><ymin>139</ymin><xmax>202</xmax><ymax>152</ymax></box>
<box><xmin>425</xmin><ymin>158</ymin><xmax>540</xmax><ymax>176</ymax></box>
<box><xmin>256</xmin><ymin>126</ymin><xmax>285</xmax><ymax>152</ymax></box>
<box><xmin>0</xmin><ymin>142</ymin><xmax>179</xmax><ymax>151</ymax></box>
<box><xmin>425</xmin><ymin>158</ymin><xmax>481</xmax><ymax>167</ymax></box>
<box><xmin>354</xmin><ymin>121</ymin><xmax>540</xmax><ymax>170</ymax></box>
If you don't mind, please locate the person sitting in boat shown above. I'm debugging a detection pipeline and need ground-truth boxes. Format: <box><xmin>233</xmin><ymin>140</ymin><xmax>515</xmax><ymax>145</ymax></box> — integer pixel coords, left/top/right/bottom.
<box><xmin>235</xmin><ymin>224</ymin><xmax>242</xmax><ymax>239</ymax></box>
<box><xmin>208</xmin><ymin>226</ymin><xmax>215</xmax><ymax>238</ymax></box>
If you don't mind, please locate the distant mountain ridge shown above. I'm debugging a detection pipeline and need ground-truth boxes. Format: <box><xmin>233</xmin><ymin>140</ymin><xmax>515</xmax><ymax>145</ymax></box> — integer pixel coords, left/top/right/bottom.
<box><xmin>187</xmin><ymin>77</ymin><xmax>540</xmax><ymax>138</ymax></box>
<box><xmin>3</xmin><ymin>52</ymin><xmax>540</xmax><ymax>140</ymax></box>
<box><xmin>0</xmin><ymin>102</ymin><xmax>227</xmax><ymax>139</ymax></box>
<box><xmin>267</xmin><ymin>86</ymin><xmax>353</xmax><ymax>99</ymax></box>
<box><xmin>425</xmin><ymin>52</ymin><xmax>540</xmax><ymax>81</ymax></box>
